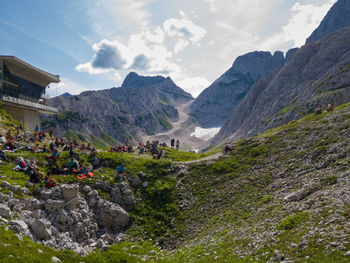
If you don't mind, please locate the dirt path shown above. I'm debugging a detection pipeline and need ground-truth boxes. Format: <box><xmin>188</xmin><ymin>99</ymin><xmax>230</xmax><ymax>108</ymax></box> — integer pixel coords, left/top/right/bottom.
<box><xmin>152</xmin><ymin>100</ymin><xmax>193</xmax><ymax>137</ymax></box>
<box><xmin>145</xmin><ymin>100</ymin><xmax>206</xmax><ymax>151</ymax></box>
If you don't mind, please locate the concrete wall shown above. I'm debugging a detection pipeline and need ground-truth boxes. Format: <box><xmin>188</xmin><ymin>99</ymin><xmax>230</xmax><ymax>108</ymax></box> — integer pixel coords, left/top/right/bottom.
<box><xmin>2</xmin><ymin>105</ymin><xmax>40</xmax><ymax>131</ymax></box>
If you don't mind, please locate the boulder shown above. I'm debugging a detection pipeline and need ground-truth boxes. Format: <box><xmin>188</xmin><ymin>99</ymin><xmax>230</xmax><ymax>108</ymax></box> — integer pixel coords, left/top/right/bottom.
<box><xmin>30</xmin><ymin>219</ymin><xmax>52</xmax><ymax>240</ymax></box>
<box><xmin>61</xmin><ymin>184</ymin><xmax>79</xmax><ymax>201</ymax></box>
<box><xmin>9</xmin><ymin>220</ymin><xmax>28</xmax><ymax>234</ymax></box>
<box><xmin>283</xmin><ymin>185</ymin><xmax>318</xmax><ymax>202</ymax></box>
<box><xmin>82</xmin><ymin>185</ymin><xmax>92</xmax><ymax>194</ymax></box>
<box><xmin>98</xmin><ymin>202</ymin><xmax>129</xmax><ymax>231</ymax></box>
<box><xmin>0</xmin><ymin>203</ymin><xmax>11</xmax><ymax>218</ymax></box>
<box><xmin>127</xmin><ymin>174</ymin><xmax>141</xmax><ymax>187</ymax></box>
<box><xmin>45</xmin><ymin>199</ymin><xmax>65</xmax><ymax>213</ymax></box>
<box><xmin>51</xmin><ymin>256</ymin><xmax>61</xmax><ymax>263</ymax></box>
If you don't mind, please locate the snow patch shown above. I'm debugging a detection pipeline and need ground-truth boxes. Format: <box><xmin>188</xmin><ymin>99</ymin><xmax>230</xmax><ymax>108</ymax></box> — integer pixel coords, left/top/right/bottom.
<box><xmin>191</xmin><ymin>127</ymin><xmax>221</xmax><ymax>139</ymax></box>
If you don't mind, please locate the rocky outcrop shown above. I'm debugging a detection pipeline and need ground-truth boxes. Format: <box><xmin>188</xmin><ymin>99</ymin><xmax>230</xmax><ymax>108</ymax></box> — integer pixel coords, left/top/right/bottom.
<box><xmin>42</xmin><ymin>72</ymin><xmax>193</xmax><ymax>145</ymax></box>
<box><xmin>213</xmin><ymin>27</ymin><xmax>350</xmax><ymax>144</ymax></box>
<box><xmin>190</xmin><ymin>51</ymin><xmax>285</xmax><ymax>128</ymax></box>
<box><xmin>306</xmin><ymin>0</ymin><xmax>350</xmax><ymax>44</ymax></box>
<box><xmin>0</xmin><ymin>182</ymin><xmax>130</xmax><ymax>255</ymax></box>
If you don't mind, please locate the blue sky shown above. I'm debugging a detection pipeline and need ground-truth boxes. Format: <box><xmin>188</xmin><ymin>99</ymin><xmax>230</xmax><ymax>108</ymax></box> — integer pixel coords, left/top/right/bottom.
<box><xmin>0</xmin><ymin>0</ymin><xmax>336</xmax><ymax>97</ymax></box>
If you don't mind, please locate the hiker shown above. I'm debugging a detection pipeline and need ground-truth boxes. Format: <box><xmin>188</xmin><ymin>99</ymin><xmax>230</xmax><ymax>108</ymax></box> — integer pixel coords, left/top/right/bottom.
<box><xmin>327</xmin><ymin>104</ymin><xmax>334</xmax><ymax>112</ymax></box>
<box><xmin>68</xmin><ymin>157</ymin><xmax>79</xmax><ymax>172</ymax></box>
<box><xmin>69</xmin><ymin>147</ymin><xmax>80</xmax><ymax>160</ymax></box>
<box><xmin>44</xmin><ymin>173</ymin><xmax>57</xmax><ymax>188</ymax></box>
<box><xmin>49</xmin><ymin>127</ymin><xmax>54</xmax><ymax>138</ymax></box>
<box><xmin>314</xmin><ymin>106</ymin><xmax>322</xmax><ymax>115</ymax></box>
<box><xmin>29</xmin><ymin>167</ymin><xmax>44</xmax><ymax>184</ymax></box>
<box><xmin>13</xmin><ymin>157</ymin><xmax>27</xmax><ymax>171</ymax></box>
<box><xmin>42</xmin><ymin>145</ymin><xmax>51</xmax><ymax>153</ymax></box>
<box><xmin>157</xmin><ymin>149</ymin><xmax>165</xmax><ymax>159</ymax></box>
<box><xmin>116</xmin><ymin>164</ymin><xmax>126</xmax><ymax>182</ymax></box>
<box><xmin>139</xmin><ymin>144</ymin><xmax>145</xmax><ymax>155</ymax></box>
<box><xmin>171</xmin><ymin>138</ymin><xmax>175</xmax><ymax>148</ymax></box>
<box><xmin>176</xmin><ymin>139</ymin><xmax>180</xmax><ymax>150</ymax></box>
<box><xmin>117</xmin><ymin>164</ymin><xmax>126</xmax><ymax>175</ymax></box>
<box><xmin>224</xmin><ymin>143</ymin><xmax>233</xmax><ymax>153</ymax></box>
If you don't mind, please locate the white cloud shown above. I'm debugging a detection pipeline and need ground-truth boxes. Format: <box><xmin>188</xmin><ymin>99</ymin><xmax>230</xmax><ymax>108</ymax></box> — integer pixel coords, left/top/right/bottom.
<box><xmin>177</xmin><ymin>77</ymin><xmax>211</xmax><ymax>98</ymax></box>
<box><xmin>163</xmin><ymin>17</ymin><xmax>207</xmax><ymax>43</ymax></box>
<box><xmin>281</xmin><ymin>0</ymin><xmax>337</xmax><ymax>47</ymax></box>
<box><xmin>47</xmin><ymin>78</ymin><xmax>89</xmax><ymax>97</ymax></box>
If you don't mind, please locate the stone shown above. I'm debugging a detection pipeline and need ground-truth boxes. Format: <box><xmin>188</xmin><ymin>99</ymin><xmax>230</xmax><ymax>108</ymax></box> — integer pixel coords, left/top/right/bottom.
<box><xmin>344</xmin><ymin>251</ymin><xmax>350</xmax><ymax>256</ymax></box>
<box><xmin>0</xmin><ymin>204</ymin><xmax>12</xmax><ymax>218</ymax></box>
<box><xmin>61</xmin><ymin>184</ymin><xmax>79</xmax><ymax>201</ymax></box>
<box><xmin>51</xmin><ymin>256</ymin><xmax>61</xmax><ymax>263</ymax></box>
<box><xmin>100</xmin><ymin>234</ymin><xmax>114</xmax><ymax>245</ymax></box>
<box><xmin>142</xmin><ymin>182</ymin><xmax>149</xmax><ymax>188</ymax></box>
<box><xmin>30</xmin><ymin>219</ymin><xmax>52</xmax><ymax>240</ymax></box>
<box><xmin>127</xmin><ymin>174</ymin><xmax>141</xmax><ymax>187</ymax></box>
<box><xmin>38</xmin><ymin>249</ymin><xmax>43</xmax><ymax>254</ymax></box>
<box><xmin>0</xmin><ymin>192</ymin><xmax>10</xmax><ymax>202</ymax></box>
<box><xmin>9</xmin><ymin>220</ymin><xmax>28</xmax><ymax>234</ymax></box>
<box><xmin>97</xmin><ymin>239</ymin><xmax>105</xmax><ymax>249</ymax></box>
<box><xmin>7</xmin><ymin>199</ymin><xmax>19</xmax><ymax>208</ymax></box>
<box><xmin>19</xmin><ymin>187</ymin><xmax>30</xmax><ymax>195</ymax></box>
<box><xmin>25</xmin><ymin>181</ymin><xmax>34</xmax><ymax>188</ymax></box>
<box><xmin>1</xmin><ymin>181</ymin><xmax>11</xmax><ymax>189</ymax></box>
<box><xmin>283</xmin><ymin>185</ymin><xmax>318</xmax><ymax>202</ymax></box>
<box><xmin>45</xmin><ymin>199</ymin><xmax>65</xmax><ymax>213</ymax></box>
<box><xmin>82</xmin><ymin>185</ymin><xmax>91</xmax><ymax>193</ymax></box>
<box><xmin>98</xmin><ymin>202</ymin><xmax>129</xmax><ymax>231</ymax></box>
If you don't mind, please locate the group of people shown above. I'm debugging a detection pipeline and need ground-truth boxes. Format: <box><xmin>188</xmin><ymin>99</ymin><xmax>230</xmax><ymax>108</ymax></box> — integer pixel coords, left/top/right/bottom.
<box><xmin>1</xmin><ymin>125</ymin><xmax>99</xmax><ymax>188</ymax></box>
<box><xmin>315</xmin><ymin>104</ymin><xmax>334</xmax><ymax>114</ymax></box>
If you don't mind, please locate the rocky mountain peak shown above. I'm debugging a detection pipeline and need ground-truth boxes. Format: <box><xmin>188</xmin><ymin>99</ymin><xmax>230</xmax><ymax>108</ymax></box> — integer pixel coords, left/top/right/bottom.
<box><xmin>121</xmin><ymin>72</ymin><xmax>166</xmax><ymax>89</ymax></box>
<box><xmin>306</xmin><ymin>0</ymin><xmax>350</xmax><ymax>44</ymax></box>
<box><xmin>230</xmin><ymin>51</ymin><xmax>285</xmax><ymax>83</ymax></box>
<box><xmin>190</xmin><ymin>50</ymin><xmax>285</xmax><ymax>128</ymax></box>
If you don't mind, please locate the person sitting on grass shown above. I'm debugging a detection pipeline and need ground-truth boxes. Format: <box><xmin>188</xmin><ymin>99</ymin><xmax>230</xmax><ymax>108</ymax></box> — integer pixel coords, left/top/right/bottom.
<box><xmin>13</xmin><ymin>157</ymin><xmax>27</xmax><ymax>171</ymax></box>
<box><xmin>67</xmin><ymin>157</ymin><xmax>79</xmax><ymax>173</ymax></box>
<box><xmin>29</xmin><ymin>167</ymin><xmax>44</xmax><ymax>184</ymax></box>
<box><xmin>44</xmin><ymin>173</ymin><xmax>57</xmax><ymax>188</ymax></box>
<box><xmin>327</xmin><ymin>104</ymin><xmax>334</xmax><ymax>112</ymax></box>
<box><xmin>115</xmin><ymin>164</ymin><xmax>126</xmax><ymax>182</ymax></box>
<box><xmin>42</xmin><ymin>144</ymin><xmax>51</xmax><ymax>153</ymax></box>
<box><xmin>69</xmin><ymin>147</ymin><xmax>80</xmax><ymax>160</ymax></box>
<box><xmin>4</xmin><ymin>138</ymin><xmax>16</xmax><ymax>151</ymax></box>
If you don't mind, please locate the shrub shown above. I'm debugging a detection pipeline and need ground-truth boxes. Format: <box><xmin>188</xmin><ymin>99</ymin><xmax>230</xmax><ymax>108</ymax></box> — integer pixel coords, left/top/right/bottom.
<box><xmin>278</xmin><ymin>211</ymin><xmax>310</xmax><ymax>230</ymax></box>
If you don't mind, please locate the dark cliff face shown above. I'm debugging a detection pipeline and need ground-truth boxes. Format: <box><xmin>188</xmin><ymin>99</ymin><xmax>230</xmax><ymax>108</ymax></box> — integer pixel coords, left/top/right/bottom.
<box><xmin>213</xmin><ymin>27</ymin><xmax>350</xmax><ymax>144</ymax></box>
<box><xmin>190</xmin><ymin>51</ymin><xmax>285</xmax><ymax>128</ymax></box>
<box><xmin>306</xmin><ymin>0</ymin><xmax>350</xmax><ymax>44</ymax></box>
<box><xmin>42</xmin><ymin>73</ymin><xmax>192</xmax><ymax>146</ymax></box>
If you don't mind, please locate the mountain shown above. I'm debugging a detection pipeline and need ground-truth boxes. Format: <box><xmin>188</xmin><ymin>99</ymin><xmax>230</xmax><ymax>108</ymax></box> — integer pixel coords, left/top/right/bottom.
<box><xmin>189</xmin><ymin>51</ymin><xmax>285</xmax><ymax>128</ymax></box>
<box><xmin>59</xmin><ymin>92</ymin><xmax>72</xmax><ymax>97</ymax></box>
<box><xmin>306</xmin><ymin>0</ymin><xmax>350</xmax><ymax>44</ymax></box>
<box><xmin>213</xmin><ymin>26</ymin><xmax>350</xmax><ymax>144</ymax></box>
<box><xmin>42</xmin><ymin>73</ymin><xmax>193</xmax><ymax>146</ymax></box>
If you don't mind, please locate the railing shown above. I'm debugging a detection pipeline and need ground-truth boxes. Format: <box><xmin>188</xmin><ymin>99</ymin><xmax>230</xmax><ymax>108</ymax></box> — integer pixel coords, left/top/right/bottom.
<box><xmin>1</xmin><ymin>95</ymin><xmax>58</xmax><ymax>113</ymax></box>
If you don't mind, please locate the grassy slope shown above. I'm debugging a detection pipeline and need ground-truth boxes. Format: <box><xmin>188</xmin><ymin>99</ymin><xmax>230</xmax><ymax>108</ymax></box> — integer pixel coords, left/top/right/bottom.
<box><xmin>1</xmin><ymin>104</ymin><xmax>350</xmax><ymax>262</ymax></box>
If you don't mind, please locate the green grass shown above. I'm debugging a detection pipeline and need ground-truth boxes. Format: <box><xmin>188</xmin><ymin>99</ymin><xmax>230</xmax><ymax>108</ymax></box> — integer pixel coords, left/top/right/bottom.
<box><xmin>278</xmin><ymin>212</ymin><xmax>310</xmax><ymax>230</ymax></box>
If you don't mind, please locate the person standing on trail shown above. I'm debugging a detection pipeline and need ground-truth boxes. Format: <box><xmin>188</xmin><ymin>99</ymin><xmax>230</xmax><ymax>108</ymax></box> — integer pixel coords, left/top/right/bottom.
<box><xmin>171</xmin><ymin>138</ymin><xmax>175</xmax><ymax>148</ymax></box>
<box><xmin>176</xmin><ymin>139</ymin><xmax>180</xmax><ymax>150</ymax></box>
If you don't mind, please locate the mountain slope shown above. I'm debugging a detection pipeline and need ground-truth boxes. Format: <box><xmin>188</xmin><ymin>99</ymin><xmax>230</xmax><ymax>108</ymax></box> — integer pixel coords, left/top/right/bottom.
<box><xmin>42</xmin><ymin>73</ymin><xmax>193</xmax><ymax>146</ymax></box>
<box><xmin>213</xmin><ymin>26</ymin><xmax>350</xmax><ymax>144</ymax></box>
<box><xmin>190</xmin><ymin>51</ymin><xmax>285</xmax><ymax>128</ymax></box>
<box><xmin>306</xmin><ymin>0</ymin><xmax>350</xmax><ymax>44</ymax></box>
<box><xmin>2</xmin><ymin>101</ymin><xmax>350</xmax><ymax>262</ymax></box>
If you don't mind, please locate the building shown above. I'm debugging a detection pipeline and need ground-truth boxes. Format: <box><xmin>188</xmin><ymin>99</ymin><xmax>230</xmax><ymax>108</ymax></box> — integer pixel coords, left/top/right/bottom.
<box><xmin>0</xmin><ymin>56</ymin><xmax>59</xmax><ymax>131</ymax></box>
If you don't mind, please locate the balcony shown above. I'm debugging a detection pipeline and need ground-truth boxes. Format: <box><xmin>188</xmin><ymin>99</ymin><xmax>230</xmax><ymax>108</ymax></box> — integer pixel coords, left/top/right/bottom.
<box><xmin>1</xmin><ymin>95</ymin><xmax>58</xmax><ymax>114</ymax></box>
